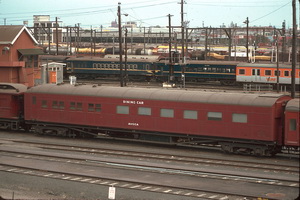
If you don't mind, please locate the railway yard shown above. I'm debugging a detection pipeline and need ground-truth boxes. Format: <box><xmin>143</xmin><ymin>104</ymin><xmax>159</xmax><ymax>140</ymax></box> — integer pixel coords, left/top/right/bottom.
<box><xmin>1</xmin><ymin>2</ymin><xmax>300</xmax><ymax>199</ymax></box>
<box><xmin>0</xmin><ymin>131</ymin><xmax>299</xmax><ymax>200</ymax></box>
<box><xmin>0</xmin><ymin>76</ymin><xmax>299</xmax><ymax>200</ymax></box>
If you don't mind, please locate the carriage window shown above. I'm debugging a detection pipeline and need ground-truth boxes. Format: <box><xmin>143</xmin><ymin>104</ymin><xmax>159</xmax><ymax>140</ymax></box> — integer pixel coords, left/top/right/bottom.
<box><xmin>284</xmin><ymin>71</ymin><xmax>289</xmax><ymax>77</ymax></box>
<box><xmin>70</xmin><ymin>102</ymin><xmax>76</xmax><ymax>110</ymax></box>
<box><xmin>208</xmin><ymin>112</ymin><xmax>222</xmax><ymax>121</ymax></box>
<box><xmin>77</xmin><ymin>103</ymin><xmax>82</xmax><ymax>111</ymax></box>
<box><xmin>252</xmin><ymin>69</ymin><xmax>255</xmax><ymax>75</ymax></box>
<box><xmin>184</xmin><ymin>110</ymin><xmax>198</xmax><ymax>119</ymax></box>
<box><xmin>198</xmin><ymin>67</ymin><xmax>204</xmax><ymax>72</ymax></box>
<box><xmin>289</xmin><ymin>119</ymin><xmax>296</xmax><ymax>131</ymax></box>
<box><xmin>160</xmin><ymin>109</ymin><xmax>174</xmax><ymax>118</ymax></box>
<box><xmin>41</xmin><ymin>100</ymin><xmax>47</xmax><ymax>108</ymax></box>
<box><xmin>232</xmin><ymin>113</ymin><xmax>247</xmax><ymax>123</ymax></box>
<box><xmin>257</xmin><ymin>69</ymin><xmax>260</xmax><ymax>75</ymax></box>
<box><xmin>138</xmin><ymin>107</ymin><xmax>151</xmax><ymax>116</ymax></box>
<box><xmin>275</xmin><ymin>70</ymin><xmax>281</xmax><ymax>76</ymax></box>
<box><xmin>59</xmin><ymin>101</ymin><xmax>64</xmax><ymax>109</ymax></box>
<box><xmin>88</xmin><ymin>103</ymin><xmax>95</xmax><ymax>112</ymax></box>
<box><xmin>69</xmin><ymin>102</ymin><xmax>82</xmax><ymax>111</ymax></box>
<box><xmin>32</xmin><ymin>96</ymin><xmax>36</xmax><ymax>105</ymax></box>
<box><xmin>52</xmin><ymin>101</ymin><xmax>58</xmax><ymax>109</ymax></box>
<box><xmin>95</xmin><ymin>104</ymin><xmax>101</xmax><ymax>112</ymax></box>
<box><xmin>265</xmin><ymin>70</ymin><xmax>271</xmax><ymax>76</ymax></box>
<box><xmin>117</xmin><ymin>106</ymin><xmax>129</xmax><ymax>114</ymax></box>
<box><xmin>239</xmin><ymin>69</ymin><xmax>245</xmax><ymax>75</ymax></box>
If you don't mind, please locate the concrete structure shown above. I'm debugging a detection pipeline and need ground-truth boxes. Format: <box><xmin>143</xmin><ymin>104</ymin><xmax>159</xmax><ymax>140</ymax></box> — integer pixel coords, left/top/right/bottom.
<box><xmin>33</xmin><ymin>15</ymin><xmax>63</xmax><ymax>44</ymax></box>
<box><xmin>0</xmin><ymin>25</ymin><xmax>44</xmax><ymax>87</ymax></box>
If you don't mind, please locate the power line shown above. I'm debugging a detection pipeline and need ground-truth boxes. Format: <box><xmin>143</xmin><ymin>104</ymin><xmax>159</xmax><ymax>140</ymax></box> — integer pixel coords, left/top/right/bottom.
<box><xmin>251</xmin><ymin>1</ymin><xmax>291</xmax><ymax>23</ymax></box>
<box><xmin>188</xmin><ymin>0</ymin><xmax>290</xmax><ymax>8</ymax></box>
<box><xmin>1</xmin><ymin>1</ymin><xmax>177</xmax><ymax>25</ymax></box>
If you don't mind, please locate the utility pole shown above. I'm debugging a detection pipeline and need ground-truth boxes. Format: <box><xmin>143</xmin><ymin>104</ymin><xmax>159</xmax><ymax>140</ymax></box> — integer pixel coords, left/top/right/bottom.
<box><xmin>124</xmin><ymin>28</ymin><xmax>128</xmax><ymax>86</ymax></box>
<box><xmin>94</xmin><ymin>30</ymin><xmax>96</xmax><ymax>56</ymax></box>
<box><xmin>276</xmin><ymin>29</ymin><xmax>279</xmax><ymax>93</ymax></box>
<box><xmin>244</xmin><ymin>17</ymin><xmax>249</xmax><ymax>62</ymax></box>
<box><xmin>168</xmin><ymin>14</ymin><xmax>174</xmax><ymax>83</ymax></box>
<box><xmin>144</xmin><ymin>27</ymin><xmax>146</xmax><ymax>55</ymax></box>
<box><xmin>118</xmin><ymin>2</ymin><xmax>124</xmax><ymax>87</ymax></box>
<box><xmin>181</xmin><ymin>0</ymin><xmax>185</xmax><ymax>61</ymax></box>
<box><xmin>100</xmin><ymin>25</ymin><xmax>103</xmax><ymax>43</ymax></box>
<box><xmin>55</xmin><ymin>17</ymin><xmax>59</xmax><ymax>55</ymax></box>
<box><xmin>180</xmin><ymin>0</ymin><xmax>186</xmax><ymax>88</ymax></box>
<box><xmin>291</xmin><ymin>0</ymin><xmax>296</xmax><ymax>98</ymax></box>
<box><xmin>66</xmin><ymin>26</ymin><xmax>69</xmax><ymax>56</ymax></box>
<box><xmin>90</xmin><ymin>26</ymin><xmax>93</xmax><ymax>56</ymax></box>
<box><xmin>281</xmin><ymin>21</ymin><xmax>286</xmax><ymax>63</ymax></box>
<box><xmin>48</xmin><ymin>26</ymin><xmax>51</xmax><ymax>55</ymax></box>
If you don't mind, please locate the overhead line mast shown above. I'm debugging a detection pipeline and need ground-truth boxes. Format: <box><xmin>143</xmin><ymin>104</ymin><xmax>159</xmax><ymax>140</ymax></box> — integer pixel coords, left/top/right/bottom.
<box><xmin>180</xmin><ymin>0</ymin><xmax>186</xmax><ymax>88</ymax></box>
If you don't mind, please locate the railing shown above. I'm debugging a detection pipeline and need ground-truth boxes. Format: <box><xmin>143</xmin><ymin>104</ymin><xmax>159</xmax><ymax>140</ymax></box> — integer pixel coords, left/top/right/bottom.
<box><xmin>243</xmin><ymin>84</ymin><xmax>273</xmax><ymax>91</ymax></box>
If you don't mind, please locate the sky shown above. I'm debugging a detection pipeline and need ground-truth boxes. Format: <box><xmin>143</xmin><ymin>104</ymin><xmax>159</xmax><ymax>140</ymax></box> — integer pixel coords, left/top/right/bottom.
<box><xmin>0</xmin><ymin>0</ymin><xmax>295</xmax><ymax>29</ymax></box>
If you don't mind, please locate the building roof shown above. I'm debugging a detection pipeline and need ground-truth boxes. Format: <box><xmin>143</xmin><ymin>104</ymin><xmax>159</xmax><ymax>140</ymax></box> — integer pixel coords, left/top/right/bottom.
<box><xmin>18</xmin><ymin>48</ymin><xmax>45</xmax><ymax>55</ymax></box>
<box><xmin>0</xmin><ymin>25</ymin><xmax>38</xmax><ymax>45</ymax></box>
<box><xmin>26</xmin><ymin>84</ymin><xmax>289</xmax><ymax>108</ymax></box>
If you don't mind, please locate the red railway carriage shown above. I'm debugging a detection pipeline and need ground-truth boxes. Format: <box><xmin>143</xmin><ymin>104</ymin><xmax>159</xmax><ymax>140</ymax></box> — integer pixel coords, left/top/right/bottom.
<box><xmin>0</xmin><ymin>83</ymin><xmax>27</xmax><ymax>130</ymax></box>
<box><xmin>24</xmin><ymin>84</ymin><xmax>292</xmax><ymax>155</ymax></box>
<box><xmin>284</xmin><ymin>98</ymin><xmax>300</xmax><ymax>148</ymax></box>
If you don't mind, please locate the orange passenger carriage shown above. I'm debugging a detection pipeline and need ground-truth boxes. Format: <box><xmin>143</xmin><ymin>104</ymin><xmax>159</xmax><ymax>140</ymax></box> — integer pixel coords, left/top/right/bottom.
<box><xmin>236</xmin><ymin>63</ymin><xmax>300</xmax><ymax>88</ymax></box>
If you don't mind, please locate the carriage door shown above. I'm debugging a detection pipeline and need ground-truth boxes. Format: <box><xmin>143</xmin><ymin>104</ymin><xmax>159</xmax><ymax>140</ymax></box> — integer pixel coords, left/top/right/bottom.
<box><xmin>285</xmin><ymin>114</ymin><xmax>300</xmax><ymax>147</ymax></box>
<box><xmin>252</xmin><ymin>69</ymin><xmax>261</xmax><ymax>83</ymax></box>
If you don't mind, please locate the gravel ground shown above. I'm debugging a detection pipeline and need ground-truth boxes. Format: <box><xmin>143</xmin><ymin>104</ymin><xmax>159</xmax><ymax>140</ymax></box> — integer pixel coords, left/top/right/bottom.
<box><xmin>0</xmin><ymin>131</ymin><xmax>206</xmax><ymax>200</ymax></box>
<box><xmin>0</xmin><ymin>171</ymin><xmax>203</xmax><ymax>200</ymax></box>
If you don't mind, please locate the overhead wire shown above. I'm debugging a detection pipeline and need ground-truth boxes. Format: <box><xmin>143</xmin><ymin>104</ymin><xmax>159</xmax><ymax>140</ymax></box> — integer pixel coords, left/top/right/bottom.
<box><xmin>250</xmin><ymin>1</ymin><xmax>291</xmax><ymax>23</ymax></box>
<box><xmin>2</xmin><ymin>0</ymin><xmax>177</xmax><ymax>25</ymax></box>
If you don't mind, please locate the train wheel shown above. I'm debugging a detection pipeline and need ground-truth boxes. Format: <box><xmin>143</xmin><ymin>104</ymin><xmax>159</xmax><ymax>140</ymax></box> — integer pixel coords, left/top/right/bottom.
<box><xmin>221</xmin><ymin>143</ymin><xmax>233</xmax><ymax>153</ymax></box>
<box><xmin>254</xmin><ymin>148</ymin><xmax>264</xmax><ymax>156</ymax></box>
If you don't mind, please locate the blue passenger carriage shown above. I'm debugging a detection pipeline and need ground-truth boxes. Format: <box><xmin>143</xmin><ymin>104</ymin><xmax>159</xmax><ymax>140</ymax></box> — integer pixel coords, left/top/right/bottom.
<box><xmin>155</xmin><ymin>60</ymin><xmax>237</xmax><ymax>85</ymax></box>
<box><xmin>66</xmin><ymin>55</ymin><xmax>161</xmax><ymax>81</ymax></box>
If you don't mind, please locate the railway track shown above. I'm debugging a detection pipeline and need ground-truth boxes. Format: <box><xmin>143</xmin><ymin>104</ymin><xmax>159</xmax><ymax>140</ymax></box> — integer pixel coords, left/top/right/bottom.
<box><xmin>1</xmin><ymin>149</ymin><xmax>299</xmax><ymax>188</ymax></box>
<box><xmin>0</xmin><ymin>164</ymin><xmax>255</xmax><ymax>200</ymax></box>
<box><xmin>1</xmin><ymin>138</ymin><xmax>299</xmax><ymax>192</ymax></box>
<box><xmin>1</xmin><ymin>138</ymin><xmax>299</xmax><ymax>199</ymax></box>
<box><xmin>1</xmin><ymin>147</ymin><xmax>299</xmax><ymax>200</ymax></box>
<box><xmin>3</xmin><ymin>139</ymin><xmax>299</xmax><ymax>174</ymax></box>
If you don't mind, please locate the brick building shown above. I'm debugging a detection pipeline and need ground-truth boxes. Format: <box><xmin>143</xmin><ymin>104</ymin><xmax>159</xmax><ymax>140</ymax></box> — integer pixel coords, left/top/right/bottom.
<box><xmin>0</xmin><ymin>25</ymin><xmax>44</xmax><ymax>87</ymax></box>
